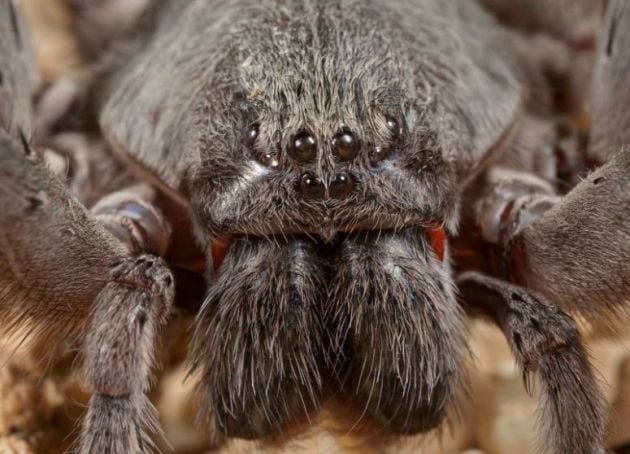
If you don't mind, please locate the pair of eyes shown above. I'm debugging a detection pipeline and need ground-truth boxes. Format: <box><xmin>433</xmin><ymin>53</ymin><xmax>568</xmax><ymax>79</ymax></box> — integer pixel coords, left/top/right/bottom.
<box><xmin>244</xmin><ymin>116</ymin><xmax>401</xmax><ymax>167</ymax></box>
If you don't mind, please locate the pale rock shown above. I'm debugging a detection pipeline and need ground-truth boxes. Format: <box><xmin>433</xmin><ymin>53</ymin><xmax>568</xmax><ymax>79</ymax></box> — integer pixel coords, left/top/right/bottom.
<box><xmin>607</xmin><ymin>354</ymin><xmax>630</xmax><ymax>447</ymax></box>
<box><xmin>0</xmin><ymin>436</ymin><xmax>36</xmax><ymax>454</ymax></box>
<box><xmin>21</xmin><ymin>0</ymin><xmax>83</xmax><ymax>79</ymax></box>
<box><xmin>467</xmin><ymin>321</ymin><xmax>537</xmax><ymax>454</ymax></box>
<box><xmin>156</xmin><ymin>363</ymin><xmax>210</xmax><ymax>453</ymax></box>
<box><xmin>587</xmin><ymin>336</ymin><xmax>630</xmax><ymax>403</ymax></box>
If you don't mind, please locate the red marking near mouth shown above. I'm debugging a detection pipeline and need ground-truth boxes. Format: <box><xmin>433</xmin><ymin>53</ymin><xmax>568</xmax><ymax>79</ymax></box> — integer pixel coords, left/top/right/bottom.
<box><xmin>427</xmin><ymin>226</ymin><xmax>446</xmax><ymax>262</ymax></box>
<box><xmin>212</xmin><ymin>228</ymin><xmax>445</xmax><ymax>268</ymax></box>
<box><xmin>211</xmin><ymin>236</ymin><xmax>232</xmax><ymax>270</ymax></box>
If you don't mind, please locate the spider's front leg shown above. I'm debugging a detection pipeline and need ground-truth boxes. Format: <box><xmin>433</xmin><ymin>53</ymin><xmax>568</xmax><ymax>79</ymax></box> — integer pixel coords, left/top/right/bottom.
<box><xmin>588</xmin><ymin>0</ymin><xmax>630</xmax><ymax>166</ymax></box>
<box><xmin>79</xmin><ymin>253</ymin><xmax>174</xmax><ymax>453</ymax></box>
<box><xmin>0</xmin><ymin>128</ymin><xmax>175</xmax><ymax>453</ymax></box>
<box><xmin>471</xmin><ymin>0</ymin><xmax>630</xmax><ymax>319</ymax></box>
<box><xmin>66</xmin><ymin>0</ymin><xmax>152</xmax><ymax>59</ymax></box>
<box><xmin>507</xmin><ymin>149</ymin><xmax>630</xmax><ymax>318</ymax></box>
<box><xmin>467</xmin><ymin>145</ymin><xmax>630</xmax><ymax>321</ymax></box>
<box><xmin>329</xmin><ymin>228</ymin><xmax>468</xmax><ymax>434</ymax></box>
<box><xmin>191</xmin><ymin>236</ymin><xmax>327</xmax><ymax>439</ymax></box>
<box><xmin>458</xmin><ymin>272</ymin><xmax>605</xmax><ymax>454</ymax></box>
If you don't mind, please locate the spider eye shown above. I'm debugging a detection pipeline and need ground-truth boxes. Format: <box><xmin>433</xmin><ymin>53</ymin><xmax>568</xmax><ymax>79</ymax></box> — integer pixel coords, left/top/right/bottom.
<box><xmin>385</xmin><ymin>115</ymin><xmax>400</xmax><ymax>139</ymax></box>
<box><xmin>330</xmin><ymin>171</ymin><xmax>355</xmax><ymax>198</ymax></box>
<box><xmin>288</xmin><ymin>131</ymin><xmax>317</xmax><ymax>162</ymax></box>
<box><xmin>260</xmin><ymin>152</ymin><xmax>279</xmax><ymax>168</ymax></box>
<box><xmin>245</xmin><ymin>123</ymin><xmax>279</xmax><ymax>168</ymax></box>
<box><xmin>332</xmin><ymin>129</ymin><xmax>360</xmax><ymax>161</ymax></box>
<box><xmin>369</xmin><ymin>145</ymin><xmax>391</xmax><ymax>164</ymax></box>
<box><xmin>245</xmin><ymin>123</ymin><xmax>259</xmax><ymax>146</ymax></box>
<box><xmin>299</xmin><ymin>171</ymin><xmax>325</xmax><ymax>198</ymax></box>
<box><xmin>370</xmin><ymin>115</ymin><xmax>401</xmax><ymax>165</ymax></box>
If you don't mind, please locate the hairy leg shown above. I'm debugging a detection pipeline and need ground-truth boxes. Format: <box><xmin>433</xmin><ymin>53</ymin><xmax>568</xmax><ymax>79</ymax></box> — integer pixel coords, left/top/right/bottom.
<box><xmin>77</xmin><ymin>183</ymin><xmax>175</xmax><ymax>453</ymax></box>
<box><xmin>191</xmin><ymin>236</ymin><xmax>327</xmax><ymax>439</ymax></box>
<box><xmin>464</xmin><ymin>1</ymin><xmax>630</xmax><ymax>319</ymax></box>
<box><xmin>0</xmin><ymin>127</ymin><xmax>177</xmax><ymax>453</ymax></box>
<box><xmin>588</xmin><ymin>0</ymin><xmax>630</xmax><ymax>165</ymax></box>
<box><xmin>458</xmin><ymin>272</ymin><xmax>605</xmax><ymax>454</ymax></box>
<box><xmin>463</xmin><ymin>145</ymin><xmax>630</xmax><ymax>322</ymax></box>
<box><xmin>0</xmin><ymin>0</ymin><xmax>36</xmax><ymax>137</ymax></box>
<box><xmin>480</xmin><ymin>0</ymin><xmax>603</xmax><ymax>47</ymax></box>
<box><xmin>79</xmin><ymin>254</ymin><xmax>174</xmax><ymax>453</ymax></box>
<box><xmin>510</xmin><ymin>148</ymin><xmax>630</xmax><ymax>318</ymax></box>
<box><xmin>66</xmin><ymin>0</ymin><xmax>152</xmax><ymax>59</ymax></box>
<box><xmin>0</xmin><ymin>128</ymin><xmax>126</xmax><ymax>338</ymax></box>
<box><xmin>329</xmin><ymin>228</ymin><xmax>468</xmax><ymax>434</ymax></box>
<box><xmin>43</xmin><ymin>132</ymin><xmax>135</xmax><ymax>207</ymax></box>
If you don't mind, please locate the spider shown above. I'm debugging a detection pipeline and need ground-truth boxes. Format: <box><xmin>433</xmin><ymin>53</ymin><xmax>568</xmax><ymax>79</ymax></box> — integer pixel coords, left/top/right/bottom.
<box><xmin>1</xmin><ymin>0</ymin><xmax>628</xmax><ymax>452</ymax></box>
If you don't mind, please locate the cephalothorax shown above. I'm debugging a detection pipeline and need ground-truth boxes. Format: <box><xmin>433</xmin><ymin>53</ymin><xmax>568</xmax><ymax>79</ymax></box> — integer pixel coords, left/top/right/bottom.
<box><xmin>1</xmin><ymin>0</ymin><xmax>629</xmax><ymax>452</ymax></box>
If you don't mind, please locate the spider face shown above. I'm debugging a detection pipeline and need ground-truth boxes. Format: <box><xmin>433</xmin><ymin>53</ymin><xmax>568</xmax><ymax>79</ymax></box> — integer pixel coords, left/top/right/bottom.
<box><xmin>189</xmin><ymin>88</ymin><xmax>459</xmax><ymax>245</ymax></box>
<box><xmin>185</xmin><ymin>53</ymin><xmax>465</xmax><ymax>435</ymax></box>
<box><xmin>185</xmin><ymin>3</ymin><xmax>460</xmax><ymax>246</ymax></box>
<box><xmin>183</xmin><ymin>13</ymin><xmax>466</xmax><ymax>432</ymax></box>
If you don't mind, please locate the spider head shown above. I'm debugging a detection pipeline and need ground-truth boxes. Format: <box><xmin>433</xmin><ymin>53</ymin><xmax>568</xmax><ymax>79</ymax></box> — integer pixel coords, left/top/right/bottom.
<box><xmin>186</xmin><ymin>10</ymin><xmax>462</xmax><ymax>254</ymax></box>
<box><xmin>188</xmin><ymin>89</ymin><xmax>460</xmax><ymax>248</ymax></box>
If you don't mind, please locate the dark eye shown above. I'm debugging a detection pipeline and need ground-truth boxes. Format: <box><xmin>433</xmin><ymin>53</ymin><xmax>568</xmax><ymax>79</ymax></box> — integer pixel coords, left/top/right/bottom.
<box><xmin>244</xmin><ymin>123</ymin><xmax>279</xmax><ymax>168</ymax></box>
<box><xmin>260</xmin><ymin>152</ymin><xmax>279</xmax><ymax>168</ymax></box>
<box><xmin>369</xmin><ymin>115</ymin><xmax>401</xmax><ymax>165</ymax></box>
<box><xmin>299</xmin><ymin>171</ymin><xmax>325</xmax><ymax>198</ymax></box>
<box><xmin>332</xmin><ymin>128</ymin><xmax>360</xmax><ymax>161</ymax></box>
<box><xmin>385</xmin><ymin>115</ymin><xmax>400</xmax><ymax>139</ymax></box>
<box><xmin>369</xmin><ymin>145</ymin><xmax>391</xmax><ymax>164</ymax></box>
<box><xmin>245</xmin><ymin>123</ymin><xmax>259</xmax><ymax>146</ymax></box>
<box><xmin>288</xmin><ymin>131</ymin><xmax>317</xmax><ymax>162</ymax></box>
